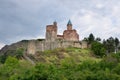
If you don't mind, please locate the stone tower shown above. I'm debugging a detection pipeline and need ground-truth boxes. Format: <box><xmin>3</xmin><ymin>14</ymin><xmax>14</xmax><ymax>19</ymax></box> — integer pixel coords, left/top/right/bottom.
<box><xmin>46</xmin><ymin>21</ymin><xmax>57</xmax><ymax>41</ymax></box>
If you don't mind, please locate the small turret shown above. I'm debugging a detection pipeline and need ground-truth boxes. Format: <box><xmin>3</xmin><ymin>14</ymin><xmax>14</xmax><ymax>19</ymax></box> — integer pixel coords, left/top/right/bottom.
<box><xmin>67</xmin><ymin>20</ymin><xmax>72</xmax><ymax>30</ymax></box>
<box><xmin>53</xmin><ymin>21</ymin><xmax>57</xmax><ymax>26</ymax></box>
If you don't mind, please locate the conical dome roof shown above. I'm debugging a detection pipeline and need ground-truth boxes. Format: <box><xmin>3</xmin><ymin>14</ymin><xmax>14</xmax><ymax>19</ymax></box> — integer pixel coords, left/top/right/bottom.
<box><xmin>67</xmin><ymin>20</ymin><xmax>72</xmax><ymax>25</ymax></box>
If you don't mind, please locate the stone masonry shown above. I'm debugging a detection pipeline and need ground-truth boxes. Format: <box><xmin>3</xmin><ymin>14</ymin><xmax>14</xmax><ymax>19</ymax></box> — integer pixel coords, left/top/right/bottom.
<box><xmin>46</xmin><ymin>20</ymin><xmax>79</xmax><ymax>41</ymax></box>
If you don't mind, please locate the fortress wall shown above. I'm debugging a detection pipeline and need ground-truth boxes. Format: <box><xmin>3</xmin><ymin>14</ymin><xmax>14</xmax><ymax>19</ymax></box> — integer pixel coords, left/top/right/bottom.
<box><xmin>81</xmin><ymin>41</ymin><xmax>88</xmax><ymax>49</ymax></box>
<box><xmin>44</xmin><ymin>41</ymin><xmax>61</xmax><ymax>50</ymax></box>
<box><xmin>35</xmin><ymin>41</ymin><xmax>45</xmax><ymax>51</ymax></box>
<box><xmin>1</xmin><ymin>40</ymin><xmax>88</xmax><ymax>55</ymax></box>
<box><xmin>27</xmin><ymin>40</ymin><xmax>36</xmax><ymax>55</ymax></box>
<box><xmin>26</xmin><ymin>40</ymin><xmax>73</xmax><ymax>54</ymax></box>
<box><xmin>73</xmin><ymin>42</ymin><xmax>82</xmax><ymax>48</ymax></box>
<box><xmin>27</xmin><ymin>40</ymin><xmax>88</xmax><ymax>55</ymax></box>
<box><xmin>60</xmin><ymin>41</ymin><xmax>73</xmax><ymax>48</ymax></box>
<box><xmin>27</xmin><ymin>40</ymin><xmax>47</xmax><ymax>54</ymax></box>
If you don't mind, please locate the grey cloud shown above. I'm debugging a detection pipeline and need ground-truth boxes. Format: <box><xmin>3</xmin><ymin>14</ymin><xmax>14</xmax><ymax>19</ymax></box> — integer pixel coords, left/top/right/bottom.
<box><xmin>0</xmin><ymin>0</ymin><xmax>120</xmax><ymax>46</ymax></box>
<box><xmin>0</xmin><ymin>0</ymin><xmax>69</xmax><ymax>44</ymax></box>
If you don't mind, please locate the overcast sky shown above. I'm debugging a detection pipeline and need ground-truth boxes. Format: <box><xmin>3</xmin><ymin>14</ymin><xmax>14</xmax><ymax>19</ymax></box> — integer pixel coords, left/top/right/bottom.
<box><xmin>0</xmin><ymin>0</ymin><xmax>120</xmax><ymax>49</ymax></box>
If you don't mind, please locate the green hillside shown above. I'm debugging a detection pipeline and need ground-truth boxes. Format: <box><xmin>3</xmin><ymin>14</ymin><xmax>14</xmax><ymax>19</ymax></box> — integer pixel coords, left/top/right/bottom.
<box><xmin>32</xmin><ymin>47</ymin><xmax>101</xmax><ymax>64</ymax></box>
<box><xmin>0</xmin><ymin>47</ymin><xmax>120</xmax><ymax>80</ymax></box>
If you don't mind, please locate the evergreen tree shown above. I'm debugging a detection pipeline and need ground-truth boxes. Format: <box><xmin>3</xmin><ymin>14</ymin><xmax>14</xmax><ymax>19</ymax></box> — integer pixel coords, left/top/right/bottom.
<box><xmin>115</xmin><ymin>38</ymin><xmax>119</xmax><ymax>53</ymax></box>
<box><xmin>88</xmin><ymin>33</ymin><xmax>95</xmax><ymax>44</ymax></box>
<box><xmin>104</xmin><ymin>37</ymin><xmax>115</xmax><ymax>53</ymax></box>
<box><xmin>96</xmin><ymin>37</ymin><xmax>101</xmax><ymax>42</ymax></box>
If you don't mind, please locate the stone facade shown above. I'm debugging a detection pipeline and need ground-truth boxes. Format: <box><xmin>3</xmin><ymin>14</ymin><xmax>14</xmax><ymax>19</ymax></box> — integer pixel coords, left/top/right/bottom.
<box><xmin>27</xmin><ymin>40</ymin><xmax>88</xmax><ymax>54</ymax></box>
<box><xmin>46</xmin><ymin>20</ymin><xmax>79</xmax><ymax>41</ymax></box>
<box><xmin>46</xmin><ymin>22</ymin><xmax>57</xmax><ymax>41</ymax></box>
<box><xmin>63</xmin><ymin>20</ymin><xmax>79</xmax><ymax>41</ymax></box>
<box><xmin>63</xmin><ymin>29</ymin><xmax>79</xmax><ymax>41</ymax></box>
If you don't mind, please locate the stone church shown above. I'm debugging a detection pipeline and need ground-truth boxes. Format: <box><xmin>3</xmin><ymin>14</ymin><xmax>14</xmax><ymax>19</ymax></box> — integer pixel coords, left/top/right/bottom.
<box><xmin>46</xmin><ymin>20</ymin><xmax>79</xmax><ymax>42</ymax></box>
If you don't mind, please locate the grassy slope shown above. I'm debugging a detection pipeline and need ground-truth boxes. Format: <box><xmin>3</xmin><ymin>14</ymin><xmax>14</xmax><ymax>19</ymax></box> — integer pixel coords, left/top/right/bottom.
<box><xmin>0</xmin><ymin>47</ymin><xmax>105</xmax><ymax>80</ymax></box>
<box><xmin>32</xmin><ymin>47</ymin><xmax>101</xmax><ymax>64</ymax></box>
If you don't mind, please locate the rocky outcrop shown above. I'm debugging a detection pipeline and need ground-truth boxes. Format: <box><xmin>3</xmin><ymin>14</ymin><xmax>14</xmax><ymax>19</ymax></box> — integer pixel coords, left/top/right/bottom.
<box><xmin>0</xmin><ymin>40</ymin><xmax>28</xmax><ymax>56</ymax></box>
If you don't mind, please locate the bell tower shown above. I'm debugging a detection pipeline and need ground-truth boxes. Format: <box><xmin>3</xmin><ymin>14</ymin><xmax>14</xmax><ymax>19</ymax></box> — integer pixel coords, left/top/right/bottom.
<box><xmin>67</xmin><ymin>20</ymin><xmax>72</xmax><ymax>30</ymax></box>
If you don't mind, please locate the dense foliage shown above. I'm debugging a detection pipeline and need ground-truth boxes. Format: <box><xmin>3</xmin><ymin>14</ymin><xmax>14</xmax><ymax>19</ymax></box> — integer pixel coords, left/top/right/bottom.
<box><xmin>84</xmin><ymin>33</ymin><xmax>120</xmax><ymax>57</ymax></box>
<box><xmin>91</xmin><ymin>41</ymin><xmax>106</xmax><ymax>57</ymax></box>
<box><xmin>0</xmin><ymin>48</ymin><xmax>120</xmax><ymax>80</ymax></box>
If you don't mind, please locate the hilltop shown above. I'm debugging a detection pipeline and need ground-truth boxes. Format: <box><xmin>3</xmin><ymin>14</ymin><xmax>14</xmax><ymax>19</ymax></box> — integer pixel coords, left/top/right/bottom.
<box><xmin>1</xmin><ymin>47</ymin><xmax>120</xmax><ymax>80</ymax></box>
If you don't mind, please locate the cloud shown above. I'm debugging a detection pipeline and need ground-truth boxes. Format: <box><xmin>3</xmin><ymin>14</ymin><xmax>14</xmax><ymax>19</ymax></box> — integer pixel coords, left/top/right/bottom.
<box><xmin>0</xmin><ymin>43</ymin><xmax>5</xmax><ymax>49</ymax></box>
<box><xmin>70</xmin><ymin>2</ymin><xmax>120</xmax><ymax>39</ymax></box>
<box><xmin>0</xmin><ymin>0</ymin><xmax>120</xmax><ymax>48</ymax></box>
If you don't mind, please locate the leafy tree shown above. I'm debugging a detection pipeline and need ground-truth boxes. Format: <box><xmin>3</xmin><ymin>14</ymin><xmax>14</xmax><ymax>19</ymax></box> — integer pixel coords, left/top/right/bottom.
<box><xmin>0</xmin><ymin>56</ymin><xmax>19</xmax><ymax>79</ymax></box>
<box><xmin>91</xmin><ymin>41</ymin><xmax>106</xmax><ymax>57</ymax></box>
<box><xmin>4</xmin><ymin>56</ymin><xmax>19</xmax><ymax>69</ymax></box>
<box><xmin>112</xmin><ymin>63</ymin><xmax>120</xmax><ymax>75</ymax></box>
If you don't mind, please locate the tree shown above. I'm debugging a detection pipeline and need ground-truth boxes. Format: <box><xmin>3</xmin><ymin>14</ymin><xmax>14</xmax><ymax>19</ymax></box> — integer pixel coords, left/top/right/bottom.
<box><xmin>88</xmin><ymin>33</ymin><xmax>95</xmax><ymax>44</ymax></box>
<box><xmin>91</xmin><ymin>41</ymin><xmax>106</xmax><ymax>57</ymax></box>
<box><xmin>115</xmin><ymin>38</ymin><xmax>119</xmax><ymax>53</ymax></box>
<box><xmin>96</xmin><ymin>37</ymin><xmax>101</xmax><ymax>42</ymax></box>
<box><xmin>4</xmin><ymin>56</ymin><xmax>19</xmax><ymax>70</ymax></box>
<box><xmin>103</xmin><ymin>37</ymin><xmax>115</xmax><ymax>53</ymax></box>
<box><xmin>115</xmin><ymin>38</ymin><xmax>119</xmax><ymax>47</ymax></box>
<box><xmin>83</xmin><ymin>37</ymin><xmax>88</xmax><ymax>42</ymax></box>
<box><xmin>0</xmin><ymin>56</ymin><xmax>19</xmax><ymax>79</ymax></box>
